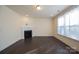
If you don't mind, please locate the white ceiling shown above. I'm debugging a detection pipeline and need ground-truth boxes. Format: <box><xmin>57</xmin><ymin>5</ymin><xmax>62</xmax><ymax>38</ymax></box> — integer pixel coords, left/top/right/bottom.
<box><xmin>6</xmin><ymin>5</ymin><xmax>70</xmax><ymax>18</ymax></box>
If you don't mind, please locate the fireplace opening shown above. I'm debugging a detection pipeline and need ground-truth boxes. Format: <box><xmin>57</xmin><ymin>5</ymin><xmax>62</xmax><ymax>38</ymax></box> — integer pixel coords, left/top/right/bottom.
<box><xmin>24</xmin><ymin>30</ymin><xmax>32</xmax><ymax>40</ymax></box>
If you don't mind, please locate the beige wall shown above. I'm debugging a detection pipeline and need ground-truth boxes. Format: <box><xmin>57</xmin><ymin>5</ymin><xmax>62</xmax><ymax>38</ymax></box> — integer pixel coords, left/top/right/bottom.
<box><xmin>53</xmin><ymin>17</ymin><xmax>79</xmax><ymax>52</ymax></box>
<box><xmin>0</xmin><ymin>6</ymin><xmax>53</xmax><ymax>51</ymax></box>
<box><xmin>0</xmin><ymin>6</ymin><xmax>26</xmax><ymax>51</ymax></box>
<box><xmin>30</xmin><ymin>17</ymin><xmax>53</xmax><ymax>36</ymax></box>
<box><xmin>21</xmin><ymin>17</ymin><xmax>53</xmax><ymax>39</ymax></box>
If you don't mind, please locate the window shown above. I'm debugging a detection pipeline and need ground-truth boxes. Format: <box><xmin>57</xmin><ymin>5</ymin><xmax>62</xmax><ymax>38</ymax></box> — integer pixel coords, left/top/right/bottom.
<box><xmin>58</xmin><ymin>6</ymin><xmax>79</xmax><ymax>40</ymax></box>
<box><xmin>58</xmin><ymin>16</ymin><xmax>65</xmax><ymax>35</ymax></box>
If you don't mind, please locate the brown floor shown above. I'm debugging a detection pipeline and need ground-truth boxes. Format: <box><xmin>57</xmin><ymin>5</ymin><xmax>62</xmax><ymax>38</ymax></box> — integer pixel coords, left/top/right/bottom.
<box><xmin>0</xmin><ymin>36</ymin><xmax>79</xmax><ymax>54</ymax></box>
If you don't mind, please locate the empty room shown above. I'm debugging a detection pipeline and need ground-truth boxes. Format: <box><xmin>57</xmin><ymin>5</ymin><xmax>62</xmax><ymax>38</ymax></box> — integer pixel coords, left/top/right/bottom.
<box><xmin>0</xmin><ymin>5</ymin><xmax>79</xmax><ymax>54</ymax></box>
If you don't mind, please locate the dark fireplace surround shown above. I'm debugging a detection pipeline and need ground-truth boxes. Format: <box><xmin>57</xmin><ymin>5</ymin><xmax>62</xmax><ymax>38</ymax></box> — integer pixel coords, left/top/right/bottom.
<box><xmin>24</xmin><ymin>30</ymin><xmax>32</xmax><ymax>40</ymax></box>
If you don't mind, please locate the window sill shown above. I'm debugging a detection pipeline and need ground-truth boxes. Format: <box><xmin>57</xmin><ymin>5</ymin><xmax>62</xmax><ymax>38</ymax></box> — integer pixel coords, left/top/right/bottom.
<box><xmin>57</xmin><ymin>34</ymin><xmax>79</xmax><ymax>42</ymax></box>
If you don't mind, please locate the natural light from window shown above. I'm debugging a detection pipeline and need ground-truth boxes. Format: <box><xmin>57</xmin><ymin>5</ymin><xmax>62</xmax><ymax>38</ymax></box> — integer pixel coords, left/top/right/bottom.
<box><xmin>58</xmin><ymin>6</ymin><xmax>79</xmax><ymax>41</ymax></box>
